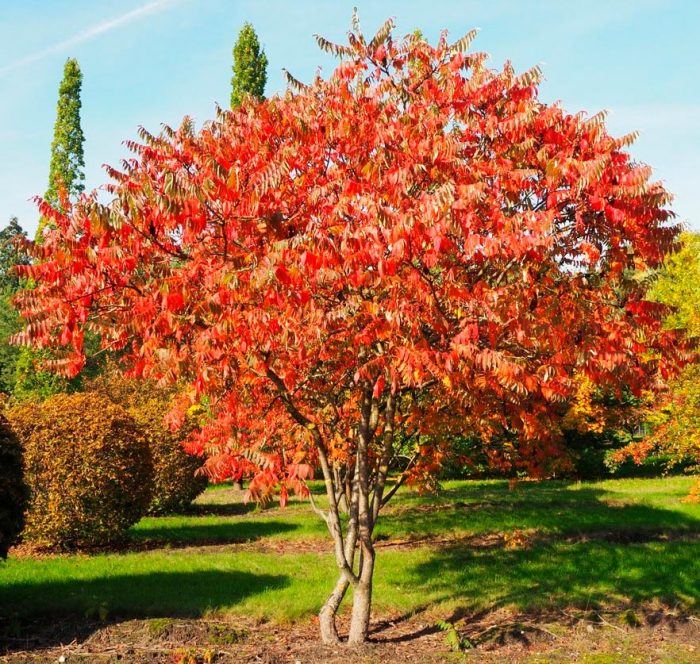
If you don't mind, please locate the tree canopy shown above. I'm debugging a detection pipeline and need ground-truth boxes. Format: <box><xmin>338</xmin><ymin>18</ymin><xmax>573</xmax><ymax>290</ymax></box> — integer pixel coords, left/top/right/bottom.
<box><xmin>13</xmin><ymin>20</ymin><xmax>685</xmax><ymax>643</ymax></box>
<box><xmin>0</xmin><ymin>218</ymin><xmax>29</xmax><ymax>395</ymax></box>
<box><xmin>23</xmin><ymin>58</ymin><xmax>86</xmax><ymax>395</ymax></box>
<box><xmin>0</xmin><ymin>218</ymin><xmax>29</xmax><ymax>293</ymax></box>
<box><xmin>648</xmin><ymin>232</ymin><xmax>700</xmax><ymax>337</ymax></box>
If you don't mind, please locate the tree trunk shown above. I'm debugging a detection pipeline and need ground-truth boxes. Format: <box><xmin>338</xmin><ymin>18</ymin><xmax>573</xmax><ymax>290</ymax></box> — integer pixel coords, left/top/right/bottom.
<box><xmin>319</xmin><ymin>574</ymin><xmax>350</xmax><ymax>644</ymax></box>
<box><xmin>347</xmin><ymin>544</ymin><xmax>375</xmax><ymax>644</ymax></box>
<box><xmin>267</xmin><ymin>370</ymin><xmax>388</xmax><ymax>647</ymax></box>
<box><xmin>344</xmin><ymin>388</ymin><xmax>378</xmax><ymax>645</ymax></box>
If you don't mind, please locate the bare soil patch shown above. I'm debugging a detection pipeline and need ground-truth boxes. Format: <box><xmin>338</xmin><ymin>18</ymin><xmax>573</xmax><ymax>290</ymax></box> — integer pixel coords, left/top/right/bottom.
<box><xmin>2</xmin><ymin>606</ymin><xmax>698</xmax><ymax>663</ymax></box>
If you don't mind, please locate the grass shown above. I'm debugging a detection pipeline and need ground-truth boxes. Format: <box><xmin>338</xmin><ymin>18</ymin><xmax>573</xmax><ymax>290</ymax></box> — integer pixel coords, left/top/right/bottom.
<box><xmin>1</xmin><ymin>477</ymin><xmax>699</xmax><ymax>625</ymax></box>
<box><xmin>130</xmin><ymin>476</ymin><xmax>700</xmax><ymax>546</ymax></box>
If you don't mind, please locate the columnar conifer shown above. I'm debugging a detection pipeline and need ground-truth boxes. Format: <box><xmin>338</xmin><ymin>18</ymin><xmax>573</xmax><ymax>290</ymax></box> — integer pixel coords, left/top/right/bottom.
<box><xmin>230</xmin><ymin>23</ymin><xmax>268</xmax><ymax>108</ymax></box>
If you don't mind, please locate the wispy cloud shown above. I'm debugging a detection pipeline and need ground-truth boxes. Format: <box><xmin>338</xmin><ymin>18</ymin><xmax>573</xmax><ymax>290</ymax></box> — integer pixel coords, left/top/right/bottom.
<box><xmin>0</xmin><ymin>0</ymin><xmax>181</xmax><ymax>77</ymax></box>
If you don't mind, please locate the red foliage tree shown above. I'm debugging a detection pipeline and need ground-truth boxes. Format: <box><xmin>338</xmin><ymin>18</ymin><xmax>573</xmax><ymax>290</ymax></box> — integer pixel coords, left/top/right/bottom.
<box><xmin>14</xmin><ymin>19</ymin><xmax>684</xmax><ymax>643</ymax></box>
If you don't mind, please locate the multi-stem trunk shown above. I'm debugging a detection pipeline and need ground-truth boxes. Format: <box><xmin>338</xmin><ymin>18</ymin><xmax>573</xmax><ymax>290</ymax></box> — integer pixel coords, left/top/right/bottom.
<box><xmin>319</xmin><ymin>453</ymin><xmax>360</xmax><ymax>643</ymax></box>
<box><xmin>319</xmin><ymin>574</ymin><xmax>351</xmax><ymax>643</ymax></box>
<box><xmin>346</xmin><ymin>390</ymin><xmax>376</xmax><ymax>644</ymax></box>
<box><xmin>316</xmin><ymin>388</ymin><xmax>393</xmax><ymax>645</ymax></box>
<box><xmin>318</xmin><ymin>496</ymin><xmax>376</xmax><ymax>645</ymax></box>
<box><xmin>270</xmin><ymin>369</ymin><xmax>397</xmax><ymax>646</ymax></box>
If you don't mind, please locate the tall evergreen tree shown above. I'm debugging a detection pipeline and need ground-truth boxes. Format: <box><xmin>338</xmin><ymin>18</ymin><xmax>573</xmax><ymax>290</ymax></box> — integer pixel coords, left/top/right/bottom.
<box><xmin>230</xmin><ymin>23</ymin><xmax>268</xmax><ymax>108</ymax></box>
<box><xmin>46</xmin><ymin>57</ymin><xmax>85</xmax><ymax>206</ymax></box>
<box><xmin>37</xmin><ymin>58</ymin><xmax>85</xmax><ymax>238</ymax></box>
<box><xmin>226</xmin><ymin>22</ymin><xmax>266</xmax><ymax>479</ymax></box>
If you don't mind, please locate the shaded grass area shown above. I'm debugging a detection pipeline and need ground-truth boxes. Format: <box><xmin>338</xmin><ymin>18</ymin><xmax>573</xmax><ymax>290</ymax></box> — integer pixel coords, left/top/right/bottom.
<box><xmin>129</xmin><ymin>476</ymin><xmax>700</xmax><ymax>547</ymax></box>
<box><xmin>131</xmin><ymin>517</ymin><xmax>301</xmax><ymax>546</ymax></box>
<box><xmin>376</xmin><ymin>477</ymin><xmax>700</xmax><ymax>543</ymax></box>
<box><xmin>1</xmin><ymin>477</ymin><xmax>698</xmax><ymax>628</ymax></box>
<box><xmin>389</xmin><ymin>539</ymin><xmax>699</xmax><ymax>616</ymax></box>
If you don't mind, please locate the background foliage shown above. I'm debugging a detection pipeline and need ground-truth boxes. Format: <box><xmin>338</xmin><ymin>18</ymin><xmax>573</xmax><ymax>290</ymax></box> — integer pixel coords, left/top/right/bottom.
<box><xmin>612</xmin><ymin>233</ymin><xmax>700</xmax><ymax>475</ymax></box>
<box><xmin>0</xmin><ymin>413</ymin><xmax>26</xmax><ymax>558</ymax></box>
<box><xmin>230</xmin><ymin>22</ymin><xmax>267</xmax><ymax>108</ymax></box>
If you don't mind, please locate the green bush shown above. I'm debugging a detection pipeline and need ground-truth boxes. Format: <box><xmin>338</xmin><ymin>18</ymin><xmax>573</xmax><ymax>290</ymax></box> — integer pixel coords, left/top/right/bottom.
<box><xmin>0</xmin><ymin>414</ymin><xmax>26</xmax><ymax>558</ymax></box>
<box><xmin>7</xmin><ymin>393</ymin><xmax>152</xmax><ymax>549</ymax></box>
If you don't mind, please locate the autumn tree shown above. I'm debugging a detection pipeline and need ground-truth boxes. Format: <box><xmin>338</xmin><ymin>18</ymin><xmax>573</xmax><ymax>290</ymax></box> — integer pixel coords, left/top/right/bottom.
<box><xmin>14</xmin><ymin>20</ymin><xmax>684</xmax><ymax>644</ymax></box>
<box><xmin>230</xmin><ymin>22</ymin><xmax>268</xmax><ymax>108</ymax></box>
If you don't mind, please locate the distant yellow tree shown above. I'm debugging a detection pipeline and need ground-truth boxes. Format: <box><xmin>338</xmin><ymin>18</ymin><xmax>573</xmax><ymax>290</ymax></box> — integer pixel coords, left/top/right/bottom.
<box><xmin>648</xmin><ymin>232</ymin><xmax>700</xmax><ymax>337</ymax></box>
<box><xmin>612</xmin><ymin>233</ymin><xmax>700</xmax><ymax>498</ymax></box>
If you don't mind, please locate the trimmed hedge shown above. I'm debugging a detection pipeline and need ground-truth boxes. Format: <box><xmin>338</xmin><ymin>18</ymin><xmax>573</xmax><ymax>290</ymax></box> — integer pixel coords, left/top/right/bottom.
<box><xmin>133</xmin><ymin>396</ymin><xmax>208</xmax><ymax>515</ymax></box>
<box><xmin>0</xmin><ymin>414</ymin><xmax>26</xmax><ymax>558</ymax></box>
<box><xmin>91</xmin><ymin>370</ymin><xmax>207</xmax><ymax>514</ymax></box>
<box><xmin>7</xmin><ymin>393</ymin><xmax>152</xmax><ymax>549</ymax></box>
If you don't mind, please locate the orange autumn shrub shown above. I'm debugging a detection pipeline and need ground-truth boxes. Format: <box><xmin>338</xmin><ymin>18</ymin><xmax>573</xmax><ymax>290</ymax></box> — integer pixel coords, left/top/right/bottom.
<box><xmin>7</xmin><ymin>392</ymin><xmax>152</xmax><ymax>549</ymax></box>
<box><xmin>132</xmin><ymin>395</ymin><xmax>208</xmax><ymax>515</ymax></box>
<box><xmin>90</xmin><ymin>370</ymin><xmax>208</xmax><ymax>515</ymax></box>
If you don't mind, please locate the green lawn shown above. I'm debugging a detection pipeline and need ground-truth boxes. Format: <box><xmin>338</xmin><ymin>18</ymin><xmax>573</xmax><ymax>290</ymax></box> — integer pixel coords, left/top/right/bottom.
<box><xmin>131</xmin><ymin>476</ymin><xmax>700</xmax><ymax>546</ymax></box>
<box><xmin>2</xmin><ymin>477</ymin><xmax>699</xmax><ymax>624</ymax></box>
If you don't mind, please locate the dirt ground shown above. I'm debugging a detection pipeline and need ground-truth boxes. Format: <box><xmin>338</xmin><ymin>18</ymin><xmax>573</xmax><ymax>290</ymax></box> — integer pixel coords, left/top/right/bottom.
<box><xmin>1</xmin><ymin>607</ymin><xmax>698</xmax><ymax>664</ymax></box>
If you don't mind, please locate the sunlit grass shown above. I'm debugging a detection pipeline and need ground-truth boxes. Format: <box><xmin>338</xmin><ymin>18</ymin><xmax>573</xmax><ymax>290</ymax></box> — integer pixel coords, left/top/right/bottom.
<box><xmin>2</xmin><ymin>477</ymin><xmax>698</xmax><ymax>624</ymax></box>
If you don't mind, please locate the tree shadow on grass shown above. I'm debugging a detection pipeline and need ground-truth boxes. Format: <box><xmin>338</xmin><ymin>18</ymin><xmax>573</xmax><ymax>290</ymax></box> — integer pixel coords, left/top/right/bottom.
<box><xmin>378</xmin><ymin>481</ymin><xmax>700</xmax><ymax>542</ymax></box>
<box><xmin>183</xmin><ymin>501</ymin><xmax>257</xmax><ymax>517</ymax></box>
<box><xmin>0</xmin><ymin>569</ymin><xmax>289</xmax><ymax>653</ymax></box>
<box><xmin>386</xmin><ymin>488</ymin><xmax>699</xmax><ymax>643</ymax></box>
<box><xmin>128</xmin><ymin>519</ymin><xmax>299</xmax><ymax>550</ymax></box>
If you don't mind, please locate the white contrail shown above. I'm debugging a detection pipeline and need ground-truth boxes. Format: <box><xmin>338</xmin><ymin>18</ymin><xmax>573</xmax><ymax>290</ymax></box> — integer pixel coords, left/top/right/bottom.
<box><xmin>0</xmin><ymin>0</ymin><xmax>181</xmax><ymax>77</ymax></box>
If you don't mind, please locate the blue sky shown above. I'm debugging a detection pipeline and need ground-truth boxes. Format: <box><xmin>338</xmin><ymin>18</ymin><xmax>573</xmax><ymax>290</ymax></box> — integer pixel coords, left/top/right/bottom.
<box><xmin>1</xmin><ymin>0</ymin><xmax>698</xmax><ymax>235</ymax></box>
